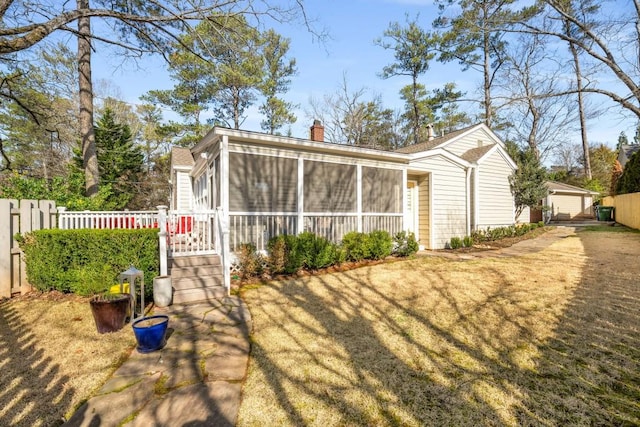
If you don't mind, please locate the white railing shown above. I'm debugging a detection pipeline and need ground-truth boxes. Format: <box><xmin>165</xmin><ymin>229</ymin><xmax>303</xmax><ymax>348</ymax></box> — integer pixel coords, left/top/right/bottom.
<box><xmin>362</xmin><ymin>214</ymin><xmax>404</xmax><ymax>236</ymax></box>
<box><xmin>216</xmin><ymin>207</ymin><xmax>231</xmax><ymax>295</ymax></box>
<box><xmin>228</xmin><ymin>213</ymin><xmax>405</xmax><ymax>251</ymax></box>
<box><xmin>58</xmin><ymin>207</ymin><xmax>218</xmax><ymax>257</ymax></box>
<box><xmin>229</xmin><ymin>214</ymin><xmax>297</xmax><ymax>252</ymax></box>
<box><xmin>167</xmin><ymin>210</ymin><xmax>217</xmax><ymax>256</ymax></box>
<box><xmin>303</xmin><ymin>214</ymin><xmax>359</xmax><ymax>243</ymax></box>
<box><xmin>58</xmin><ymin>208</ymin><xmax>158</xmax><ymax>230</ymax></box>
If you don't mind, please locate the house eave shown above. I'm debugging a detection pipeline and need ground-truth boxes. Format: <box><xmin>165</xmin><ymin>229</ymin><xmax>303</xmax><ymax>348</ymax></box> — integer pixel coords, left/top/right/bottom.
<box><xmin>409</xmin><ymin>148</ymin><xmax>472</xmax><ymax>168</ymax></box>
<box><xmin>191</xmin><ymin>127</ymin><xmax>410</xmax><ymax>164</ymax></box>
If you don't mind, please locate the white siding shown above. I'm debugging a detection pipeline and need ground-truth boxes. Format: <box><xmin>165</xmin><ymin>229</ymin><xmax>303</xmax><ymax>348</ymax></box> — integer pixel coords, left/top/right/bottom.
<box><xmin>443</xmin><ymin>128</ymin><xmax>497</xmax><ymax>157</ymax></box>
<box><xmin>477</xmin><ymin>150</ymin><xmax>515</xmax><ymax>228</ymax></box>
<box><xmin>176</xmin><ymin>171</ymin><xmax>193</xmax><ymax>210</ymax></box>
<box><xmin>516</xmin><ymin>206</ymin><xmax>531</xmax><ymax>223</ymax></box>
<box><xmin>411</xmin><ymin>156</ymin><xmax>467</xmax><ymax>248</ymax></box>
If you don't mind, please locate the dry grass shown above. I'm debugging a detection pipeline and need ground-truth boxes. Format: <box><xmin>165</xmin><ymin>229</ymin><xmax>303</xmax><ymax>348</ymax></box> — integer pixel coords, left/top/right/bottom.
<box><xmin>0</xmin><ymin>293</ymin><xmax>135</xmax><ymax>426</ymax></box>
<box><xmin>238</xmin><ymin>229</ymin><xmax>640</xmax><ymax>426</ymax></box>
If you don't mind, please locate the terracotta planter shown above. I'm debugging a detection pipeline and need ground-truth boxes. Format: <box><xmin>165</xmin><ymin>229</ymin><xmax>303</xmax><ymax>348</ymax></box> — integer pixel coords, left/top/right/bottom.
<box><xmin>89</xmin><ymin>293</ymin><xmax>131</xmax><ymax>334</ymax></box>
<box><xmin>132</xmin><ymin>315</ymin><xmax>169</xmax><ymax>353</ymax></box>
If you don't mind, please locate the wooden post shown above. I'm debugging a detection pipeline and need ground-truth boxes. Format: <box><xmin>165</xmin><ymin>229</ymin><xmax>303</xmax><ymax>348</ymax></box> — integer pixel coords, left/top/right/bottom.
<box><xmin>297</xmin><ymin>157</ymin><xmax>304</xmax><ymax>234</ymax></box>
<box><xmin>157</xmin><ymin>205</ymin><xmax>168</xmax><ymax>276</ymax></box>
<box><xmin>19</xmin><ymin>200</ymin><xmax>36</xmax><ymax>294</ymax></box>
<box><xmin>0</xmin><ymin>199</ymin><xmax>17</xmax><ymax>298</ymax></box>
<box><xmin>39</xmin><ymin>200</ymin><xmax>57</xmax><ymax>229</ymax></box>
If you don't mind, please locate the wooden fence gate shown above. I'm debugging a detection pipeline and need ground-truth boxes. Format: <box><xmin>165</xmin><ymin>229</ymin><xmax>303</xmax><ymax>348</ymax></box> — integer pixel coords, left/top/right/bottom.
<box><xmin>0</xmin><ymin>199</ymin><xmax>58</xmax><ymax>298</ymax></box>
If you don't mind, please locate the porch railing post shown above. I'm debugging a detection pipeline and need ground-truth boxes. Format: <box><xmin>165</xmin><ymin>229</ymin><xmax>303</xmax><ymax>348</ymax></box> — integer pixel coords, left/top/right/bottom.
<box><xmin>157</xmin><ymin>205</ymin><xmax>168</xmax><ymax>276</ymax></box>
<box><xmin>216</xmin><ymin>207</ymin><xmax>231</xmax><ymax>295</ymax></box>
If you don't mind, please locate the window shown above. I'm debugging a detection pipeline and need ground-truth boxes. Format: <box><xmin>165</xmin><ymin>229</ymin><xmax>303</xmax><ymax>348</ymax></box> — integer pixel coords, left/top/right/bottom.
<box><xmin>229</xmin><ymin>152</ymin><xmax>297</xmax><ymax>212</ymax></box>
<box><xmin>362</xmin><ymin>167</ymin><xmax>402</xmax><ymax>213</ymax></box>
<box><xmin>194</xmin><ymin>174</ymin><xmax>208</xmax><ymax>210</ymax></box>
<box><xmin>304</xmin><ymin>161</ymin><xmax>356</xmax><ymax>212</ymax></box>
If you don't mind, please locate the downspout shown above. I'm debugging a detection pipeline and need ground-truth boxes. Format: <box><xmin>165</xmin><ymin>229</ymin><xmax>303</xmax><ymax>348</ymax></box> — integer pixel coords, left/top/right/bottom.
<box><xmin>474</xmin><ymin>167</ymin><xmax>480</xmax><ymax>230</ymax></box>
<box><xmin>466</xmin><ymin>166</ymin><xmax>472</xmax><ymax>236</ymax></box>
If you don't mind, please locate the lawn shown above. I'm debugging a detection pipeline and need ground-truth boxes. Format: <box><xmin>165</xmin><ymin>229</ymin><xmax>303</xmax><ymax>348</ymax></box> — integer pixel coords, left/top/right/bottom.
<box><xmin>238</xmin><ymin>229</ymin><xmax>640</xmax><ymax>426</ymax></box>
<box><xmin>0</xmin><ymin>293</ymin><xmax>135</xmax><ymax>426</ymax></box>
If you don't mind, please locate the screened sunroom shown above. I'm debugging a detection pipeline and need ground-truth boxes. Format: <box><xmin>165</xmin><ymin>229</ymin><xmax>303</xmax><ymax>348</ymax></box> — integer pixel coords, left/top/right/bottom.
<box><xmin>190</xmin><ymin>127</ymin><xmax>409</xmax><ymax>252</ymax></box>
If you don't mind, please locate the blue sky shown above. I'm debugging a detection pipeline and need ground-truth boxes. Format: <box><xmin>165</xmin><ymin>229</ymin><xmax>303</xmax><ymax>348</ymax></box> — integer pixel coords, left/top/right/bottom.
<box><xmin>92</xmin><ymin>0</ymin><xmax>636</xmax><ymax>149</ymax></box>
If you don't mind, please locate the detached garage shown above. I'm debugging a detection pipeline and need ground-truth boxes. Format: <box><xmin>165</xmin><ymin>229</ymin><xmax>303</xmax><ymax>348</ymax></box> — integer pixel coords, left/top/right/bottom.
<box><xmin>545</xmin><ymin>181</ymin><xmax>599</xmax><ymax>221</ymax></box>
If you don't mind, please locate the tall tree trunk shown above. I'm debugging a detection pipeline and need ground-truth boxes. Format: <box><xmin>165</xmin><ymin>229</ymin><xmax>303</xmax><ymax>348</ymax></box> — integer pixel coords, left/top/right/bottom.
<box><xmin>412</xmin><ymin>75</ymin><xmax>419</xmax><ymax>145</ymax></box>
<box><xmin>565</xmin><ymin>20</ymin><xmax>592</xmax><ymax>180</ymax></box>
<box><xmin>78</xmin><ymin>0</ymin><xmax>99</xmax><ymax>197</ymax></box>
<box><xmin>483</xmin><ymin>31</ymin><xmax>492</xmax><ymax>128</ymax></box>
<box><xmin>482</xmin><ymin>4</ymin><xmax>492</xmax><ymax>128</ymax></box>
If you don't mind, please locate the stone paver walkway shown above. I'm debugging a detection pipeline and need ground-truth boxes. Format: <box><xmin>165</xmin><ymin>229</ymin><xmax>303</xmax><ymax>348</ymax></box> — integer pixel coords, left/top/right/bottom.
<box><xmin>65</xmin><ymin>296</ymin><xmax>251</xmax><ymax>427</ymax></box>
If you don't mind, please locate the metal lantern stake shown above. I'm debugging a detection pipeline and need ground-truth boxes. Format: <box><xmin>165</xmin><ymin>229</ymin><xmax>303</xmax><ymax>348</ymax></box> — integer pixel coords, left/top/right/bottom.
<box><xmin>119</xmin><ymin>265</ymin><xmax>145</xmax><ymax>319</ymax></box>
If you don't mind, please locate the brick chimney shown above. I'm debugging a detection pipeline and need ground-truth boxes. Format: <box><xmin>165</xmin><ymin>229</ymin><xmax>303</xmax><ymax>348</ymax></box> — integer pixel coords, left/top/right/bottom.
<box><xmin>310</xmin><ymin>119</ymin><xmax>324</xmax><ymax>142</ymax></box>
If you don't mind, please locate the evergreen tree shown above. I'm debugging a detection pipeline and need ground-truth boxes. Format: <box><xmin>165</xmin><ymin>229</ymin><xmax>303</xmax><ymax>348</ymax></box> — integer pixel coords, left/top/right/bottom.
<box><xmin>94</xmin><ymin>108</ymin><xmax>144</xmax><ymax>208</ymax></box>
<box><xmin>376</xmin><ymin>15</ymin><xmax>438</xmax><ymax>145</ymax></box>
<box><xmin>616</xmin><ymin>152</ymin><xmax>640</xmax><ymax>195</ymax></box>
<box><xmin>259</xmin><ymin>29</ymin><xmax>297</xmax><ymax>134</ymax></box>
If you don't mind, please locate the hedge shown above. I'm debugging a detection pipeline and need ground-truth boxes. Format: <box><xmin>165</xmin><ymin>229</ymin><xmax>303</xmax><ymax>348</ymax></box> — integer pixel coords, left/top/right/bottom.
<box><xmin>17</xmin><ymin>228</ymin><xmax>159</xmax><ymax>296</ymax></box>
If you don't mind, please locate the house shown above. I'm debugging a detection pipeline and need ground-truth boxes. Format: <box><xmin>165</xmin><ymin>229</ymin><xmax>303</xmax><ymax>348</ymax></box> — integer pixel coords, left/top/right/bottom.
<box><xmin>542</xmin><ymin>181</ymin><xmax>599</xmax><ymax>221</ymax></box>
<box><xmin>617</xmin><ymin>144</ymin><xmax>640</xmax><ymax>168</ymax></box>
<box><xmin>170</xmin><ymin>122</ymin><xmax>519</xmax><ymax>252</ymax></box>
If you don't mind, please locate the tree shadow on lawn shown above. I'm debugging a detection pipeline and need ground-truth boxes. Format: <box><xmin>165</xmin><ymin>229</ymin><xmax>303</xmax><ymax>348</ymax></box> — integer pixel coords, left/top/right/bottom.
<box><xmin>244</xmin><ymin>264</ymin><xmax>552</xmax><ymax>425</ymax></box>
<box><xmin>0</xmin><ymin>301</ymin><xmax>74</xmax><ymax>427</ymax></box>
<box><xmin>514</xmin><ymin>232</ymin><xmax>640</xmax><ymax>425</ymax></box>
<box><xmin>242</xmin><ymin>232</ymin><xmax>640</xmax><ymax>425</ymax></box>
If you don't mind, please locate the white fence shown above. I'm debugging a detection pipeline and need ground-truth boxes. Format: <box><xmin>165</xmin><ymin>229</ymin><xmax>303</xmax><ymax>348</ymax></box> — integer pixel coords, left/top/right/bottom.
<box><xmin>58</xmin><ymin>208</ymin><xmax>158</xmax><ymax>229</ymax></box>
<box><xmin>58</xmin><ymin>208</ymin><xmax>218</xmax><ymax>256</ymax></box>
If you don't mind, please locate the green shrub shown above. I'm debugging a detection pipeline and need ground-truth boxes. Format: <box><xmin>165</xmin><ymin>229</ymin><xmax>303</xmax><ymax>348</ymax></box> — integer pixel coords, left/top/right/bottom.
<box><xmin>470</xmin><ymin>229</ymin><xmax>486</xmax><ymax>244</ymax></box>
<box><xmin>368</xmin><ymin>230</ymin><xmax>393</xmax><ymax>260</ymax></box>
<box><xmin>341</xmin><ymin>231</ymin><xmax>372</xmax><ymax>261</ymax></box>
<box><xmin>296</xmin><ymin>232</ymin><xmax>340</xmax><ymax>270</ymax></box>
<box><xmin>537</xmin><ymin>220</ymin><xmax>544</xmax><ymax>227</ymax></box>
<box><xmin>515</xmin><ymin>224</ymin><xmax>528</xmax><ymax>235</ymax></box>
<box><xmin>463</xmin><ymin>236</ymin><xmax>473</xmax><ymax>247</ymax></box>
<box><xmin>393</xmin><ymin>231</ymin><xmax>419</xmax><ymax>257</ymax></box>
<box><xmin>17</xmin><ymin>228</ymin><xmax>159</xmax><ymax>296</ymax></box>
<box><xmin>449</xmin><ymin>237</ymin><xmax>463</xmax><ymax>249</ymax></box>
<box><xmin>236</xmin><ymin>243</ymin><xmax>263</xmax><ymax>278</ymax></box>
<box><xmin>267</xmin><ymin>234</ymin><xmax>303</xmax><ymax>274</ymax></box>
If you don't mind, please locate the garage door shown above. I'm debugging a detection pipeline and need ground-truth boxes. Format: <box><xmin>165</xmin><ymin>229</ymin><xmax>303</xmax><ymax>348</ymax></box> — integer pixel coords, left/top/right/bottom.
<box><xmin>549</xmin><ymin>194</ymin><xmax>582</xmax><ymax>220</ymax></box>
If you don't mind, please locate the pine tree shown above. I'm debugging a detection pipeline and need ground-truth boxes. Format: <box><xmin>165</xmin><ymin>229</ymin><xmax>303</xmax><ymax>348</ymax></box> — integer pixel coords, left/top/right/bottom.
<box><xmin>94</xmin><ymin>108</ymin><xmax>143</xmax><ymax>208</ymax></box>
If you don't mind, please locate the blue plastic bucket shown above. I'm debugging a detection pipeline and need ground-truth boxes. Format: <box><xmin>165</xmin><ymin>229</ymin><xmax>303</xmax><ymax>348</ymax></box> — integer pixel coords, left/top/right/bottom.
<box><xmin>132</xmin><ymin>315</ymin><xmax>169</xmax><ymax>353</ymax></box>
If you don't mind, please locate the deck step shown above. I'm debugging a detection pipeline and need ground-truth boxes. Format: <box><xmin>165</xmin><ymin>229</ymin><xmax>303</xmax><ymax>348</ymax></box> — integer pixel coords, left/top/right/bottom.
<box><xmin>167</xmin><ymin>254</ymin><xmax>226</xmax><ymax>305</ymax></box>
<box><xmin>168</xmin><ymin>265</ymin><xmax>222</xmax><ymax>279</ymax></box>
<box><xmin>171</xmin><ymin>275</ymin><xmax>224</xmax><ymax>291</ymax></box>
<box><xmin>172</xmin><ymin>286</ymin><xmax>227</xmax><ymax>305</ymax></box>
<box><xmin>169</xmin><ymin>255</ymin><xmax>221</xmax><ymax>268</ymax></box>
